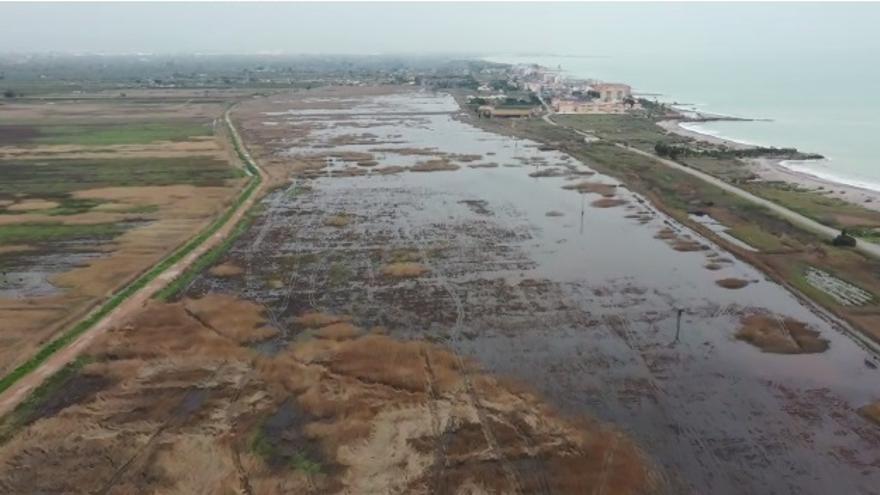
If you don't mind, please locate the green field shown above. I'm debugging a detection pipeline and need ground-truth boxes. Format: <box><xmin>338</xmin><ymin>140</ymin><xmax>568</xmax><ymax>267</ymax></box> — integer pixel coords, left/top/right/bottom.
<box><xmin>554</xmin><ymin>114</ymin><xmax>687</xmax><ymax>152</ymax></box>
<box><xmin>0</xmin><ymin>222</ymin><xmax>125</xmax><ymax>246</ymax></box>
<box><xmin>29</xmin><ymin>122</ymin><xmax>214</xmax><ymax>146</ymax></box>
<box><xmin>0</xmin><ymin>156</ymin><xmax>243</xmax><ymax>197</ymax></box>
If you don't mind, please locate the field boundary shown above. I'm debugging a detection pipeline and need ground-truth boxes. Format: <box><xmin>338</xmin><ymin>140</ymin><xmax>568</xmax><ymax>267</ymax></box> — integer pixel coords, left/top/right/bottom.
<box><xmin>0</xmin><ymin>101</ymin><xmax>264</xmax><ymax>407</ymax></box>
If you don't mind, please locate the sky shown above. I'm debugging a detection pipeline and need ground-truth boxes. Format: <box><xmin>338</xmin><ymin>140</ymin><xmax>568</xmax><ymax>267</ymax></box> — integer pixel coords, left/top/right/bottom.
<box><xmin>1</xmin><ymin>2</ymin><xmax>879</xmax><ymax>57</ymax></box>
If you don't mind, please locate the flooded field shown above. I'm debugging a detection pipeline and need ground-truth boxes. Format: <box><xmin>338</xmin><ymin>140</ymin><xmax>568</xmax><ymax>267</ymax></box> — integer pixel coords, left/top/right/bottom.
<box><xmin>183</xmin><ymin>90</ymin><xmax>880</xmax><ymax>493</ymax></box>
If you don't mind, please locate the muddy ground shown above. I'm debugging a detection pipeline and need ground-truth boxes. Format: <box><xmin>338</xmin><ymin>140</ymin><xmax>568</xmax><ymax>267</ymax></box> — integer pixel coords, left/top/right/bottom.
<box><xmin>1</xmin><ymin>88</ymin><xmax>878</xmax><ymax>494</ymax></box>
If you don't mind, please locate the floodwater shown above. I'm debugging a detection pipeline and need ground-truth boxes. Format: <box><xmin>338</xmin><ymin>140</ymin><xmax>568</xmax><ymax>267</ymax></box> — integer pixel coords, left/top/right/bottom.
<box><xmin>0</xmin><ymin>241</ymin><xmax>105</xmax><ymax>298</ymax></box>
<box><xmin>190</xmin><ymin>92</ymin><xmax>880</xmax><ymax>494</ymax></box>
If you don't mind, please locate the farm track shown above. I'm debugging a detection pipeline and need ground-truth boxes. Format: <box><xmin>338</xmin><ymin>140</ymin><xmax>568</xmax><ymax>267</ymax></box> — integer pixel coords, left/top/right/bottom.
<box><xmin>0</xmin><ymin>102</ymin><xmax>266</xmax><ymax>417</ymax></box>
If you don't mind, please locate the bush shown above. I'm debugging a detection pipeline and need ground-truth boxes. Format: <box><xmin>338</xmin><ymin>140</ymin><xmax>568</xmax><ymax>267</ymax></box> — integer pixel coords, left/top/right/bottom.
<box><xmin>832</xmin><ymin>229</ymin><xmax>857</xmax><ymax>247</ymax></box>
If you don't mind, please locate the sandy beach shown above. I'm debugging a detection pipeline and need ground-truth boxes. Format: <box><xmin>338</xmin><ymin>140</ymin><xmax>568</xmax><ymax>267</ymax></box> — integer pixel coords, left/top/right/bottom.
<box><xmin>659</xmin><ymin>119</ymin><xmax>880</xmax><ymax>213</ymax></box>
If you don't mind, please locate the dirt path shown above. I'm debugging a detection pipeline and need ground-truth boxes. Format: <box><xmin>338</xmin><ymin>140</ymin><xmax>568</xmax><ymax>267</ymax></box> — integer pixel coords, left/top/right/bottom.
<box><xmin>543</xmin><ymin>112</ymin><xmax>880</xmax><ymax>260</ymax></box>
<box><xmin>0</xmin><ymin>104</ymin><xmax>266</xmax><ymax>417</ymax></box>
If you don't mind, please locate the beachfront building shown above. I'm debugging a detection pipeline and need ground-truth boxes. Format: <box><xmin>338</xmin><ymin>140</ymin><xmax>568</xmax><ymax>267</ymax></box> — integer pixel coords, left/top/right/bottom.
<box><xmin>553</xmin><ymin>98</ymin><xmax>638</xmax><ymax>115</ymax></box>
<box><xmin>591</xmin><ymin>83</ymin><xmax>632</xmax><ymax>102</ymax></box>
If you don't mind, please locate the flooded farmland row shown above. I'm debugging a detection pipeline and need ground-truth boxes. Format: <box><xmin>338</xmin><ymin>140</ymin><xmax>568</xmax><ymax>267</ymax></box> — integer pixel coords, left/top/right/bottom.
<box><xmin>190</xmin><ymin>91</ymin><xmax>880</xmax><ymax>494</ymax></box>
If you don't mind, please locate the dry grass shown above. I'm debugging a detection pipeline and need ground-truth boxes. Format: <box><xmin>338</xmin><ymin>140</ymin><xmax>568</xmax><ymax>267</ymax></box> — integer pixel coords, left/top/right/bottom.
<box><xmin>654</xmin><ymin>228</ymin><xmax>678</xmax><ymax>240</ymax></box>
<box><xmin>0</xmin><ymin>284</ymin><xmax>663</xmax><ymax>495</ymax></box>
<box><xmin>208</xmin><ymin>262</ymin><xmax>244</xmax><ymax>277</ymax></box>
<box><xmin>591</xmin><ymin>198</ymin><xmax>628</xmax><ymax>208</ymax></box>
<box><xmin>468</xmin><ymin>162</ymin><xmax>499</xmax><ymax>169</ymax></box>
<box><xmin>374</xmin><ymin>165</ymin><xmax>407</xmax><ymax>175</ymax></box>
<box><xmin>183</xmin><ymin>294</ymin><xmax>278</xmax><ymax>344</ymax></box>
<box><xmin>294</xmin><ymin>312</ymin><xmax>352</xmax><ymax>328</ymax></box>
<box><xmin>672</xmin><ymin>239</ymin><xmax>707</xmax><ymax>252</ymax></box>
<box><xmin>411</xmin><ymin>159</ymin><xmax>460</xmax><ymax>172</ymax></box>
<box><xmin>324</xmin><ymin>214</ymin><xmax>351</xmax><ymax>227</ymax></box>
<box><xmin>315</xmin><ymin>322</ymin><xmax>362</xmax><ymax>340</ymax></box>
<box><xmin>380</xmin><ymin>262</ymin><xmax>430</xmax><ymax>278</ymax></box>
<box><xmin>715</xmin><ymin>278</ymin><xmax>749</xmax><ymax>289</ymax></box>
<box><xmin>356</xmin><ymin>160</ymin><xmax>378</xmax><ymax>167</ymax></box>
<box><xmin>858</xmin><ymin>401</ymin><xmax>880</xmax><ymax>426</ymax></box>
<box><xmin>563</xmin><ymin>181</ymin><xmax>618</xmax><ymax>197</ymax></box>
<box><xmin>6</xmin><ymin>199</ymin><xmax>60</xmax><ymax>212</ymax></box>
<box><xmin>736</xmin><ymin>313</ymin><xmax>830</xmax><ymax>354</ymax></box>
<box><xmin>704</xmin><ymin>262</ymin><xmax>724</xmax><ymax>271</ymax></box>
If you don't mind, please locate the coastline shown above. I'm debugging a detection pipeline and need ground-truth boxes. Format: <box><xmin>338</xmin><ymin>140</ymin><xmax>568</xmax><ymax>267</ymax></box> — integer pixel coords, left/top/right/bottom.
<box><xmin>659</xmin><ymin>119</ymin><xmax>880</xmax><ymax>214</ymax></box>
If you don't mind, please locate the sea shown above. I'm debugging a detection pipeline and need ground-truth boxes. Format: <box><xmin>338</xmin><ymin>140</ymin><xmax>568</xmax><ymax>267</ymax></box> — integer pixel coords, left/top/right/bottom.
<box><xmin>489</xmin><ymin>53</ymin><xmax>880</xmax><ymax>192</ymax></box>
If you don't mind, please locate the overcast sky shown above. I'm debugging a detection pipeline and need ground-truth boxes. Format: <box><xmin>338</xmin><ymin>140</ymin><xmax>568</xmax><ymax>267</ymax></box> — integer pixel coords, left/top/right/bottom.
<box><xmin>1</xmin><ymin>2</ymin><xmax>878</xmax><ymax>57</ymax></box>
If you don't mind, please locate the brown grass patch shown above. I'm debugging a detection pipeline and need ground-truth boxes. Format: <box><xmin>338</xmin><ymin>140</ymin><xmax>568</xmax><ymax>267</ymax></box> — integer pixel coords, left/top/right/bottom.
<box><xmin>654</xmin><ymin>228</ymin><xmax>677</xmax><ymax>240</ymax></box>
<box><xmin>411</xmin><ymin>159</ymin><xmax>460</xmax><ymax>172</ymax></box>
<box><xmin>468</xmin><ymin>162</ymin><xmax>499</xmax><ymax>169</ymax></box>
<box><xmin>324</xmin><ymin>214</ymin><xmax>351</xmax><ymax>227</ymax></box>
<box><xmin>450</xmin><ymin>153</ymin><xmax>482</xmax><ymax>162</ymax></box>
<box><xmin>315</xmin><ymin>322</ymin><xmax>362</xmax><ymax>341</ymax></box>
<box><xmin>6</xmin><ymin>199</ymin><xmax>59</xmax><ymax>212</ymax></box>
<box><xmin>356</xmin><ymin>160</ymin><xmax>378</xmax><ymax>167</ymax></box>
<box><xmin>369</xmin><ymin>147</ymin><xmax>439</xmax><ymax>156</ymax></box>
<box><xmin>0</xmin><ymin>244</ymin><xmax>34</xmax><ymax>255</ymax></box>
<box><xmin>858</xmin><ymin>401</ymin><xmax>880</xmax><ymax>426</ymax></box>
<box><xmin>672</xmin><ymin>239</ymin><xmax>707</xmax><ymax>252</ymax></box>
<box><xmin>704</xmin><ymin>262</ymin><xmax>724</xmax><ymax>271</ymax></box>
<box><xmin>736</xmin><ymin>313</ymin><xmax>829</xmax><ymax>354</ymax></box>
<box><xmin>715</xmin><ymin>278</ymin><xmax>749</xmax><ymax>289</ymax></box>
<box><xmin>380</xmin><ymin>262</ymin><xmax>430</xmax><ymax>278</ymax></box>
<box><xmin>0</xmin><ymin>287</ymin><xmax>664</xmax><ymax>495</ymax></box>
<box><xmin>183</xmin><ymin>294</ymin><xmax>278</xmax><ymax>344</ymax></box>
<box><xmin>374</xmin><ymin>165</ymin><xmax>407</xmax><ymax>175</ymax></box>
<box><xmin>294</xmin><ymin>312</ymin><xmax>352</xmax><ymax>328</ymax></box>
<box><xmin>208</xmin><ymin>262</ymin><xmax>244</xmax><ymax>277</ymax></box>
<box><xmin>591</xmin><ymin>198</ymin><xmax>628</xmax><ymax>208</ymax></box>
<box><xmin>563</xmin><ymin>181</ymin><xmax>618</xmax><ymax>196</ymax></box>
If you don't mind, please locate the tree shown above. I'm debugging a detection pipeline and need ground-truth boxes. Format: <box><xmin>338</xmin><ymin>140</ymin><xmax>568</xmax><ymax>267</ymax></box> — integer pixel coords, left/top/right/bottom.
<box><xmin>623</xmin><ymin>96</ymin><xmax>636</xmax><ymax>109</ymax></box>
<box><xmin>3</xmin><ymin>89</ymin><xmax>15</xmax><ymax>99</ymax></box>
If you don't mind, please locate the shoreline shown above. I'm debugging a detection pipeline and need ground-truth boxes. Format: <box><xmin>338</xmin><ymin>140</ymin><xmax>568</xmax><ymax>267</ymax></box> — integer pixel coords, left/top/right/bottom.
<box><xmin>659</xmin><ymin>119</ymin><xmax>880</xmax><ymax>213</ymax></box>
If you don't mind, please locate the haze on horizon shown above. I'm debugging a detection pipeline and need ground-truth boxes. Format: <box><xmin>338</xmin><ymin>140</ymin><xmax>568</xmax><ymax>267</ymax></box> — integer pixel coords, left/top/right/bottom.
<box><xmin>1</xmin><ymin>2</ymin><xmax>879</xmax><ymax>58</ymax></box>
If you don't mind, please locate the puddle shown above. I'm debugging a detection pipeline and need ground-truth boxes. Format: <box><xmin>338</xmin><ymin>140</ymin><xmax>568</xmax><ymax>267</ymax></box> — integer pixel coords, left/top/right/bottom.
<box><xmin>0</xmin><ymin>241</ymin><xmax>105</xmax><ymax>298</ymax></box>
<box><xmin>189</xmin><ymin>91</ymin><xmax>880</xmax><ymax>494</ymax></box>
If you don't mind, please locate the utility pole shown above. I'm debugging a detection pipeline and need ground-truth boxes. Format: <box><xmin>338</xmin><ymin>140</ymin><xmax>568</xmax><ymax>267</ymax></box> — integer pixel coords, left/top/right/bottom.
<box><xmin>674</xmin><ymin>308</ymin><xmax>684</xmax><ymax>343</ymax></box>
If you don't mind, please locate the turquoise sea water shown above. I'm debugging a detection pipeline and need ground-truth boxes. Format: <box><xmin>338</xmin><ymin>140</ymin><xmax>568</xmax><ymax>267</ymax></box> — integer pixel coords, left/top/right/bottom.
<box><xmin>490</xmin><ymin>53</ymin><xmax>880</xmax><ymax>191</ymax></box>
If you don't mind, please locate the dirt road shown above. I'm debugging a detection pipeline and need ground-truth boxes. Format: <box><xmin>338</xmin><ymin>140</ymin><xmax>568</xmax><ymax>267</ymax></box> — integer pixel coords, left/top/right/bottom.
<box><xmin>0</xmin><ymin>104</ymin><xmax>265</xmax><ymax>417</ymax></box>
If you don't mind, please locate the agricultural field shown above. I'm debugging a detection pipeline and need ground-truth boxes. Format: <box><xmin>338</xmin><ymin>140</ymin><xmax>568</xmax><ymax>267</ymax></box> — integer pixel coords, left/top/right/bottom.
<box><xmin>0</xmin><ymin>91</ymin><xmax>248</xmax><ymax>377</ymax></box>
<box><xmin>0</xmin><ymin>88</ymin><xmax>877</xmax><ymax>494</ymax></box>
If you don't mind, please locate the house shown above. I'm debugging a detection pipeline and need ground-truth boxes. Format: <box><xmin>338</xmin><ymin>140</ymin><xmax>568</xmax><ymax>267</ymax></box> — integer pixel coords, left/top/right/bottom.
<box><xmin>591</xmin><ymin>83</ymin><xmax>632</xmax><ymax>103</ymax></box>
